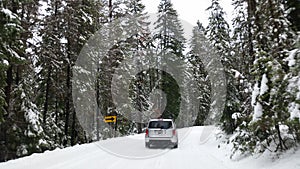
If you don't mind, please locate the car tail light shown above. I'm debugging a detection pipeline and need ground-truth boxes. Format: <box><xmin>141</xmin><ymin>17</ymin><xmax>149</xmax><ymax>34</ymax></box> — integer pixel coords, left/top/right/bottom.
<box><xmin>173</xmin><ymin>129</ymin><xmax>176</xmax><ymax>136</ymax></box>
<box><xmin>145</xmin><ymin>129</ymin><xmax>149</xmax><ymax>136</ymax></box>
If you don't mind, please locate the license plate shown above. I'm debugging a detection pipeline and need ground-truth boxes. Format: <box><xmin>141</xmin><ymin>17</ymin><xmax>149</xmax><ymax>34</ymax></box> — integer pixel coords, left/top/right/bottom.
<box><xmin>157</xmin><ymin>130</ymin><xmax>162</xmax><ymax>134</ymax></box>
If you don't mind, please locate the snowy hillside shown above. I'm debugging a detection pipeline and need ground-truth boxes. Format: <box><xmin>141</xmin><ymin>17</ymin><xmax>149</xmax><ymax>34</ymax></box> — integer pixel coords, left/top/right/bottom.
<box><xmin>1</xmin><ymin>126</ymin><xmax>299</xmax><ymax>169</ymax></box>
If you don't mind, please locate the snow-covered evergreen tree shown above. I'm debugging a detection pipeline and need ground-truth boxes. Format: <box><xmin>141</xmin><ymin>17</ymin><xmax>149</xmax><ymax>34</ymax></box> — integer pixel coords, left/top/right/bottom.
<box><xmin>233</xmin><ymin>0</ymin><xmax>298</xmax><ymax>155</ymax></box>
<box><xmin>285</xmin><ymin>0</ymin><xmax>300</xmax><ymax>31</ymax></box>
<box><xmin>122</xmin><ymin>0</ymin><xmax>151</xmax><ymax>133</ymax></box>
<box><xmin>0</xmin><ymin>0</ymin><xmax>48</xmax><ymax>161</ymax></box>
<box><xmin>35</xmin><ymin>0</ymin><xmax>71</xmax><ymax>148</ymax></box>
<box><xmin>0</xmin><ymin>0</ymin><xmax>25</xmax><ymax>161</ymax></box>
<box><xmin>188</xmin><ymin>22</ymin><xmax>211</xmax><ymax>125</ymax></box>
<box><xmin>36</xmin><ymin>0</ymin><xmax>104</xmax><ymax>145</ymax></box>
<box><xmin>206</xmin><ymin>0</ymin><xmax>231</xmax><ymax>66</ymax></box>
<box><xmin>251</xmin><ymin>0</ymin><xmax>296</xmax><ymax>152</ymax></box>
<box><xmin>149</xmin><ymin>0</ymin><xmax>186</xmax><ymax>122</ymax></box>
<box><xmin>227</xmin><ymin>0</ymin><xmax>254</xmax><ymax>139</ymax></box>
<box><xmin>285</xmin><ymin>34</ymin><xmax>300</xmax><ymax>144</ymax></box>
<box><xmin>206</xmin><ymin>0</ymin><xmax>239</xmax><ymax>134</ymax></box>
<box><xmin>153</xmin><ymin>0</ymin><xmax>185</xmax><ymax>56</ymax></box>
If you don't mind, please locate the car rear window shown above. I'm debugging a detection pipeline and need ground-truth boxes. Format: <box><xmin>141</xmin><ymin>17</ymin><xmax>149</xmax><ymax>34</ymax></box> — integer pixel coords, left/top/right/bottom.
<box><xmin>148</xmin><ymin>121</ymin><xmax>173</xmax><ymax>129</ymax></box>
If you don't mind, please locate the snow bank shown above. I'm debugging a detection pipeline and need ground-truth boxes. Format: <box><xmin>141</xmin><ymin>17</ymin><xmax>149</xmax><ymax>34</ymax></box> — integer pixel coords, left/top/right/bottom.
<box><xmin>1</xmin><ymin>126</ymin><xmax>299</xmax><ymax>169</ymax></box>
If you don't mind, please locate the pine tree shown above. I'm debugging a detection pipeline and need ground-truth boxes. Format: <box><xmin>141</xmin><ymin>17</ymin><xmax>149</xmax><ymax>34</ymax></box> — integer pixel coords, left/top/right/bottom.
<box><xmin>35</xmin><ymin>0</ymin><xmax>70</xmax><ymax>148</ymax></box>
<box><xmin>0</xmin><ymin>0</ymin><xmax>24</xmax><ymax>160</ymax></box>
<box><xmin>94</xmin><ymin>0</ymin><xmax>131</xmax><ymax>139</ymax></box>
<box><xmin>232</xmin><ymin>0</ymin><xmax>250</xmax><ymax>77</ymax></box>
<box><xmin>233</xmin><ymin>0</ymin><xmax>298</xmax><ymax>155</ymax></box>
<box><xmin>153</xmin><ymin>0</ymin><xmax>185</xmax><ymax>56</ymax></box>
<box><xmin>206</xmin><ymin>0</ymin><xmax>239</xmax><ymax>134</ymax></box>
<box><xmin>0</xmin><ymin>0</ymin><xmax>47</xmax><ymax>161</ymax></box>
<box><xmin>285</xmin><ymin>31</ymin><xmax>300</xmax><ymax>144</ymax></box>
<box><xmin>285</xmin><ymin>0</ymin><xmax>300</xmax><ymax>31</ymax></box>
<box><xmin>285</xmin><ymin>2</ymin><xmax>300</xmax><ymax>130</ymax></box>
<box><xmin>188</xmin><ymin>22</ymin><xmax>211</xmax><ymax>125</ymax></box>
<box><xmin>229</xmin><ymin>0</ymin><xmax>254</xmax><ymax>137</ymax></box>
<box><xmin>206</xmin><ymin>0</ymin><xmax>231</xmax><ymax>65</ymax></box>
<box><xmin>0</xmin><ymin>1</ymin><xmax>11</xmax><ymax>124</ymax></box>
<box><xmin>148</xmin><ymin>0</ymin><xmax>186</xmax><ymax>122</ymax></box>
<box><xmin>36</xmin><ymin>0</ymin><xmax>104</xmax><ymax>146</ymax></box>
<box><xmin>251</xmin><ymin>0</ymin><xmax>296</xmax><ymax>152</ymax></box>
<box><xmin>122</xmin><ymin>0</ymin><xmax>151</xmax><ymax>133</ymax></box>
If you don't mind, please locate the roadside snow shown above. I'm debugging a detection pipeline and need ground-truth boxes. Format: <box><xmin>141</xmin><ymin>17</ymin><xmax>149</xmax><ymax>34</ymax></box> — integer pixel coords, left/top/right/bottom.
<box><xmin>0</xmin><ymin>126</ymin><xmax>299</xmax><ymax>169</ymax></box>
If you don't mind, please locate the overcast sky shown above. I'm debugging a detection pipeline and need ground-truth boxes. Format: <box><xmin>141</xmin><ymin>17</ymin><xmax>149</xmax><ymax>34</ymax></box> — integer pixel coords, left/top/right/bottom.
<box><xmin>141</xmin><ymin>0</ymin><xmax>234</xmax><ymax>42</ymax></box>
<box><xmin>141</xmin><ymin>0</ymin><xmax>234</xmax><ymax>27</ymax></box>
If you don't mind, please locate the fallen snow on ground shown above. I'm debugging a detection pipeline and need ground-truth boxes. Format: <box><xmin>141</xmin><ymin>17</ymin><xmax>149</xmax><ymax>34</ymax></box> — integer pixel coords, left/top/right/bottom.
<box><xmin>1</xmin><ymin>126</ymin><xmax>299</xmax><ymax>169</ymax></box>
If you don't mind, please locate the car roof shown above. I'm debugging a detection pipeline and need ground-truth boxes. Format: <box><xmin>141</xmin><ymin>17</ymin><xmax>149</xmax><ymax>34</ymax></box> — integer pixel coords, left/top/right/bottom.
<box><xmin>149</xmin><ymin>119</ymin><xmax>173</xmax><ymax>122</ymax></box>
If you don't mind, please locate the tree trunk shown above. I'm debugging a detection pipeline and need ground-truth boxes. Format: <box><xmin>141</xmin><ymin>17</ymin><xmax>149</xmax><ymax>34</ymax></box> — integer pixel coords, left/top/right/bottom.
<box><xmin>71</xmin><ymin>110</ymin><xmax>76</xmax><ymax>146</ymax></box>
<box><xmin>275</xmin><ymin>124</ymin><xmax>285</xmax><ymax>152</ymax></box>
<box><xmin>108</xmin><ymin>0</ymin><xmax>112</xmax><ymax>22</ymax></box>
<box><xmin>247</xmin><ymin>0</ymin><xmax>256</xmax><ymax>78</ymax></box>
<box><xmin>96</xmin><ymin>66</ymin><xmax>100</xmax><ymax>141</ymax></box>
<box><xmin>43</xmin><ymin>67</ymin><xmax>51</xmax><ymax>124</ymax></box>
<box><xmin>64</xmin><ymin>64</ymin><xmax>71</xmax><ymax>145</ymax></box>
<box><xmin>4</xmin><ymin>65</ymin><xmax>13</xmax><ymax>113</ymax></box>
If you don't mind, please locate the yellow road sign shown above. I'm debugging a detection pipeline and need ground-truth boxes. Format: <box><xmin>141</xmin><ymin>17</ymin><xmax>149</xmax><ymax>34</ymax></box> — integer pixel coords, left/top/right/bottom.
<box><xmin>104</xmin><ymin>116</ymin><xmax>117</xmax><ymax>123</ymax></box>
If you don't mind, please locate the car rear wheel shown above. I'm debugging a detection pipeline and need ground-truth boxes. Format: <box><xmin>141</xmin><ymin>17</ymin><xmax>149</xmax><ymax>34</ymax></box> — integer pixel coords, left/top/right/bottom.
<box><xmin>145</xmin><ymin>142</ymin><xmax>150</xmax><ymax>148</ymax></box>
<box><xmin>173</xmin><ymin>143</ymin><xmax>178</xmax><ymax>149</ymax></box>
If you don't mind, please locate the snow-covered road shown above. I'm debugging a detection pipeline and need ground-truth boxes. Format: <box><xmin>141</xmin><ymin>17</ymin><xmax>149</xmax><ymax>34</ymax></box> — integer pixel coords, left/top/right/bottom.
<box><xmin>1</xmin><ymin>126</ymin><xmax>299</xmax><ymax>169</ymax></box>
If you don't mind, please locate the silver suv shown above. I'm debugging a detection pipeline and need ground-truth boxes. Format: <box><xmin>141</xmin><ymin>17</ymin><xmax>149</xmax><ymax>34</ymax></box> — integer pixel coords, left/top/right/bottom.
<box><xmin>145</xmin><ymin>119</ymin><xmax>178</xmax><ymax>148</ymax></box>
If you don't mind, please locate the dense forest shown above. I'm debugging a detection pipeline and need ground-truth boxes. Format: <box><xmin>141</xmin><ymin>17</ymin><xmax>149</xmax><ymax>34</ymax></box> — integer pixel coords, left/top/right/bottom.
<box><xmin>0</xmin><ymin>0</ymin><xmax>299</xmax><ymax>162</ymax></box>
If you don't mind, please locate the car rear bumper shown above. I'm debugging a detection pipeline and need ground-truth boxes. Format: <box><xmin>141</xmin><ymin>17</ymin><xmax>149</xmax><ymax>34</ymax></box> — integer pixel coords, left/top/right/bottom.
<box><xmin>145</xmin><ymin>136</ymin><xmax>178</xmax><ymax>144</ymax></box>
